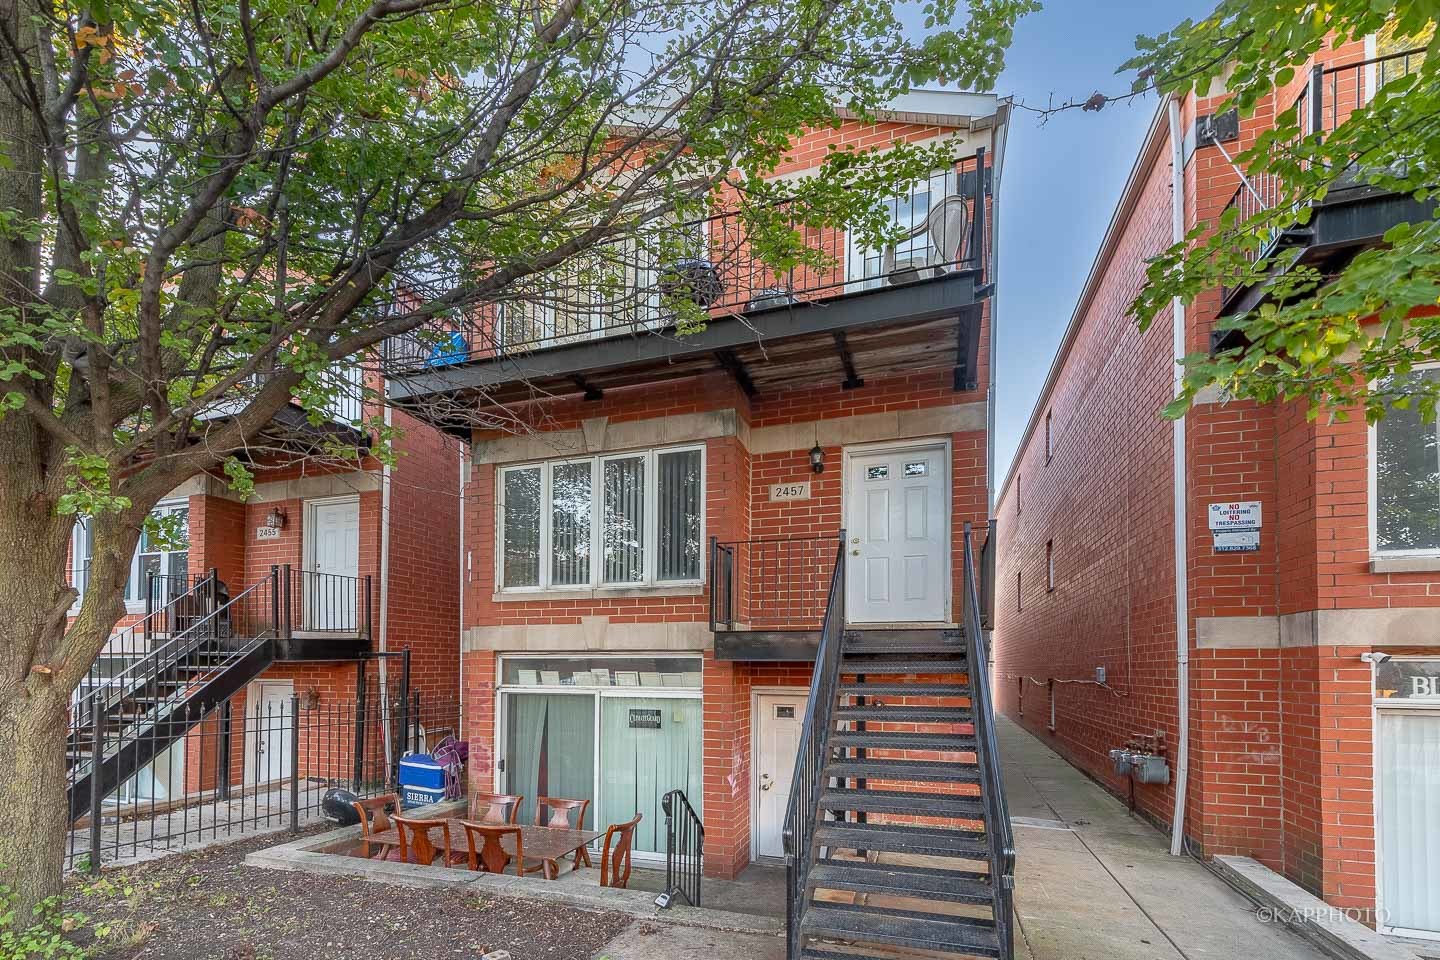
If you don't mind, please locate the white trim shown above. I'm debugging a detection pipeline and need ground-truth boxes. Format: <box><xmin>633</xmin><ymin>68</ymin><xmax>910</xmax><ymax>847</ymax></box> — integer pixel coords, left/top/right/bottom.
<box><xmin>496</xmin><ymin>443</ymin><xmax>707</xmax><ymax>594</ymax></box>
<box><xmin>750</xmin><ymin>686</ymin><xmax>809</xmax><ymax>862</ymax></box>
<box><xmin>1372</xmin><ymin>656</ymin><xmax>1440</xmax><ymax>940</ymax></box>
<box><xmin>302</xmin><ymin>494</ymin><xmax>360</xmax><ymax>576</ymax></box>
<box><xmin>840</xmin><ymin>436</ymin><xmax>953</xmax><ymax>624</ymax></box>
<box><xmin>243</xmin><ymin>679</ymin><xmax>294</xmax><ymax>787</ymax></box>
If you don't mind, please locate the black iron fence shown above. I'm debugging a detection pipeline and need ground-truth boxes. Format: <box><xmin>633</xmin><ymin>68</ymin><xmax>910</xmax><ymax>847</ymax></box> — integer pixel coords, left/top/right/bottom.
<box><xmin>66</xmin><ymin>664</ymin><xmax>460</xmax><ymax>872</ymax></box>
<box><xmin>656</xmin><ymin>788</ymin><xmax>703</xmax><ymax>909</ymax></box>
<box><xmin>781</xmin><ymin>533</ymin><xmax>846</xmax><ymax>959</ymax></box>
<box><xmin>1220</xmin><ymin>47</ymin><xmax>1426</xmax><ymax>270</ymax></box>
<box><xmin>708</xmin><ymin>535</ymin><xmax>841</xmax><ymax>632</ymax></box>
<box><xmin>382</xmin><ymin>153</ymin><xmax>990</xmax><ymax>373</ymax></box>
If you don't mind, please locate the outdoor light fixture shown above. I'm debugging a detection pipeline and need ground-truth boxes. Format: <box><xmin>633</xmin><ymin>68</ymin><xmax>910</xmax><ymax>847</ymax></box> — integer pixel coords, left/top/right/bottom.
<box><xmin>265</xmin><ymin>507</ymin><xmax>288</xmax><ymax>530</ymax></box>
<box><xmin>809</xmin><ymin>444</ymin><xmax>825</xmax><ymax>474</ymax></box>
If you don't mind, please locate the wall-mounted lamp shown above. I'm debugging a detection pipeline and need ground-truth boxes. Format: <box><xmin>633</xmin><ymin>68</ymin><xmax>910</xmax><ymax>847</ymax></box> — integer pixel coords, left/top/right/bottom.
<box><xmin>265</xmin><ymin>506</ymin><xmax>288</xmax><ymax>530</ymax></box>
<box><xmin>809</xmin><ymin>444</ymin><xmax>826</xmax><ymax>474</ymax></box>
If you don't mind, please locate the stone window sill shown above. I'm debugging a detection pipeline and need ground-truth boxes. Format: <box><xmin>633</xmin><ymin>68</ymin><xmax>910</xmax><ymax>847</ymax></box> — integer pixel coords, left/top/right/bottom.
<box><xmin>1370</xmin><ymin>555</ymin><xmax>1440</xmax><ymax>574</ymax></box>
<box><xmin>491</xmin><ymin>584</ymin><xmax>704</xmax><ymax>603</ymax></box>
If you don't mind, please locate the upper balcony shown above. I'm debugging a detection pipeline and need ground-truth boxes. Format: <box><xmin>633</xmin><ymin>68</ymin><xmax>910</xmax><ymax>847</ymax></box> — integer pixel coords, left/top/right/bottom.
<box><xmin>383</xmin><ymin>151</ymin><xmax>992</xmax><ymax>432</ymax></box>
<box><xmin>1219</xmin><ymin>46</ymin><xmax>1434</xmax><ymax>319</ymax></box>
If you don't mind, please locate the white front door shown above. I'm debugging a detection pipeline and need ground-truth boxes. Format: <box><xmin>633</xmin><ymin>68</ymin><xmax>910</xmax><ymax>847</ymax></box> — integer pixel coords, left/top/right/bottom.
<box><xmin>305</xmin><ymin>497</ymin><xmax>359</xmax><ymax>630</ymax></box>
<box><xmin>754</xmin><ymin>693</ymin><xmax>804</xmax><ymax>859</ymax></box>
<box><xmin>845</xmin><ymin>444</ymin><xmax>948</xmax><ymax>623</ymax></box>
<box><xmin>1377</xmin><ymin>708</ymin><xmax>1440</xmax><ymax>938</ymax></box>
<box><xmin>246</xmin><ymin>680</ymin><xmax>294</xmax><ymax>785</ymax></box>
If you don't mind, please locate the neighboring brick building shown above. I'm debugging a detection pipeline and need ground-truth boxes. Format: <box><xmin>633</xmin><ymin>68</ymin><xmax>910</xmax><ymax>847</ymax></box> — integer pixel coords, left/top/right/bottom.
<box><xmin>68</xmin><ymin>381</ymin><xmax>465</xmax><ymax>805</ymax></box>
<box><xmin>993</xmin><ymin>36</ymin><xmax>1439</xmax><ymax>940</ymax></box>
<box><xmin>384</xmin><ymin>91</ymin><xmax>1007</xmax><ymax>880</ymax></box>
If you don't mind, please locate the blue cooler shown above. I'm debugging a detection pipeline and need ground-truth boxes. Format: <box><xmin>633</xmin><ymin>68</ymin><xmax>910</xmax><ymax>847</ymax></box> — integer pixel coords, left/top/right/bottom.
<box><xmin>398</xmin><ymin>753</ymin><xmax>448</xmax><ymax>809</ymax></box>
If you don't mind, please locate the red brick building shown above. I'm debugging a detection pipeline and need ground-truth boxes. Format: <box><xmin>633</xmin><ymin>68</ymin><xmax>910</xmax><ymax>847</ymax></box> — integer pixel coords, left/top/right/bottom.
<box><xmin>993</xmin><ymin>37</ymin><xmax>1438</xmax><ymax>941</ymax></box>
<box><xmin>384</xmin><ymin>91</ymin><xmax>1007</xmax><ymax>883</ymax></box>
<box><xmin>68</xmin><ymin>380</ymin><xmax>464</xmax><ymax>806</ymax></box>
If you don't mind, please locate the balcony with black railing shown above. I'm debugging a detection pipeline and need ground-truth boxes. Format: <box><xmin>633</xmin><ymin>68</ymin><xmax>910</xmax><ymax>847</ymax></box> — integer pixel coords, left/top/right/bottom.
<box><xmin>1218</xmin><ymin>47</ymin><xmax>1432</xmax><ymax>316</ymax></box>
<box><xmin>384</xmin><ymin>151</ymin><xmax>993</xmax><ymax>430</ymax></box>
<box><xmin>709</xmin><ymin>535</ymin><xmax>841</xmax><ymax>661</ymax></box>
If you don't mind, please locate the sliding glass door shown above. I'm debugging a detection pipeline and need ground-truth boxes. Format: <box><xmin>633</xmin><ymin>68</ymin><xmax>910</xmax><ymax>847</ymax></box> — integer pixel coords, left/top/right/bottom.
<box><xmin>498</xmin><ymin>656</ymin><xmax>702</xmax><ymax>860</ymax></box>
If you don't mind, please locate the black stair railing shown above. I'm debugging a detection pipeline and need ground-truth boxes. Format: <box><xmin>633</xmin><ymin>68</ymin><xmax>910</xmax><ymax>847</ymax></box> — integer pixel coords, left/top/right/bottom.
<box><xmin>656</xmin><ymin>789</ymin><xmax>704</xmax><ymax>909</ymax></box>
<box><xmin>781</xmin><ymin>530</ymin><xmax>846</xmax><ymax>960</ymax></box>
<box><xmin>963</xmin><ymin>520</ymin><xmax>1015</xmax><ymax>958</ymax></box>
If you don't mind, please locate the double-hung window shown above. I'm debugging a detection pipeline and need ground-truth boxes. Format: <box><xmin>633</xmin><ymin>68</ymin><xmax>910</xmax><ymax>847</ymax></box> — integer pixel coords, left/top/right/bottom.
<box><xmin>500</xmin><ymin>446</ymin><xmax>704</xmax><ymax>590</ymax></box>
<box><xmin>1374</xmin><ymin>369</ymin><xmax>1440</xmax><ymax>556</ymax></box>
<box><xmin>70</xmin><ymin>501</ymin><xmax>191</xmax><ymax>607</ymax></box>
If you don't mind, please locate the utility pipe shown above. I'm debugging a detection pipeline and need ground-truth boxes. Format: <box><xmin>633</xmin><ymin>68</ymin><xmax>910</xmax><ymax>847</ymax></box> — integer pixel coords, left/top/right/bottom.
<box><xmin>1166</xmin><ymin>96</ymin><xmax>1191</xmax><ymax>858</ymax></box>
<box><xmin>378</xmin><ymin>400</ymin><xmax>394</xmax><ymax>770</ymax></box>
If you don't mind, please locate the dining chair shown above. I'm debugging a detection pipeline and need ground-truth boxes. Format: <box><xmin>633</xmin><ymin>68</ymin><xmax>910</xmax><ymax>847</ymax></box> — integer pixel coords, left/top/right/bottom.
<box><xmin>459</xmin><ymin>821</ymin><xmax>523</xmax><ymax>875</ymax></box>
<box><xmin>598</xmin><ymin>812</ymin><xmax>643</xmax><ymax>889</ymax></box>
<box><xmin>352</xmin><ymin>793</ymin><xmax>399</xmax><ymax>859</ymax></box>
<box><xmin>534</xmin><ymin>796</ymin><xmax>592</xmax><ymax>869</ymax></box>
<box><xmin>390</xmin><ymin>815</ymin><xmax>466</xmax><ymax>867</ymax></box>
<box><xmin>469</xmin><ymin>792</ymin><xmax>523</xmax><ymax>825</ymax></box>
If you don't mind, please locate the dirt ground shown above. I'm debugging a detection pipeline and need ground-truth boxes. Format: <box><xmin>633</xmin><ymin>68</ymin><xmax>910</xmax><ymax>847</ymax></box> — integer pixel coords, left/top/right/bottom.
<box><xmin>63</xmin><ymin>831</ymin><xmax>633</xmax><ymax>960</ymax></box>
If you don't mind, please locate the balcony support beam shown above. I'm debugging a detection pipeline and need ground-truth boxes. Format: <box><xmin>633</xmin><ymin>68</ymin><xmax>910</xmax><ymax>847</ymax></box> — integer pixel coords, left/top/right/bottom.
<box><xmin>952</xmin><ymin>302</ymin><xmax>983</xmax><ymax>393</ymax></box>
<box><xmin>571</xmin><ymin>374</ymin><xmax>603</xmax><ymax>401</ymax></box>
<box><xmin>714</xmin><ymin>349</ymin><xmax>758</xmax><ymax>398</ymax></box>
<box><xmin>834</xmin><ymin>332</ymin><xmax>864</xmax><ymax>390</ymax></box>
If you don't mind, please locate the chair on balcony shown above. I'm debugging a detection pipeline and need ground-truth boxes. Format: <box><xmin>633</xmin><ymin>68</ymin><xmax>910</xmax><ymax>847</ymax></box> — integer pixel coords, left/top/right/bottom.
<box><xmin>598</xmin><ymin>813</ymin><xmax>643</xmax><ymax>889</ymax></box>
<box><xmin>881</xmin><ymin>193</ymin><xmax>971</xmax><ymax>284</ymax></box>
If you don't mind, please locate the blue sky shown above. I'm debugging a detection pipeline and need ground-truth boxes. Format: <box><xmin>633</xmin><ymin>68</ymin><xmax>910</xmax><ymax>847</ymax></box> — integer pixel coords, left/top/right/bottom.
<box><xmin>989</xmin><ymin>0</ymin><xmax>1211</xmax><ymax>485</ymax></box>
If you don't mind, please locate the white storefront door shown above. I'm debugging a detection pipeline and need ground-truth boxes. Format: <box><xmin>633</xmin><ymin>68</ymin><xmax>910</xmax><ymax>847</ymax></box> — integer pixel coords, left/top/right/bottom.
<box><xmin>1377</xmin><ymin>707</ymin><xmax>1440</xmax><ymax>938</ymax></box>
<box><xmin>844</xmin><ymin>443</ymin><xmax>948</xmax><ymax>623</ymax></box>
<box><xmin>754</xmin><ymin>693</ymin><xmax>805</xmax><ymax>859</ymax></box>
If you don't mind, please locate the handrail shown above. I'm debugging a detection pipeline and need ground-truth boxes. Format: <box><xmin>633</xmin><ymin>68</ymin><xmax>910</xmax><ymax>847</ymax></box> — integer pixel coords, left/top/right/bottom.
<box><xmin>707</xmin><ymin>536</ymin><xmax>839</xmax><ymax>632</ymax></box>
<box><xmin>963</xmin><ymin>520</ymin><xmax>1014</xmax><ymax>959</ymax></box>
<box><xmin>781</xmin><ymin>530</ymin><xmax>846</xmax><ymax>960</ymax></box>
<box><xmin>657</xmin><ymin>788</ymin><xmax>704</xmax><ymax>909</ymax></box>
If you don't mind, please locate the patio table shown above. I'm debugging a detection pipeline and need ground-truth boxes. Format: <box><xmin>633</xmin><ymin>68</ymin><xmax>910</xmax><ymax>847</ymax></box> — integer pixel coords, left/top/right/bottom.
<box><xmin>367</xmin><ymin>819</ymin><xmax>603</xmax><ymax>879</ymax></box>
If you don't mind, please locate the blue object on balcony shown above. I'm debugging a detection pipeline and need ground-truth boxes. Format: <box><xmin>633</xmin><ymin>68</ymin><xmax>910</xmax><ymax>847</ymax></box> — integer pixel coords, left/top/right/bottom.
<box><xmin>426</xmin><ymin>332</ymin><xmax>468</xmax><ymax>367</ymax></box>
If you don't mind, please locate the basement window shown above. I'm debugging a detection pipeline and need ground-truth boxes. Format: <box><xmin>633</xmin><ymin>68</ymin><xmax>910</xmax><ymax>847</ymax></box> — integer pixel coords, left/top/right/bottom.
<box><xmin>500</xmin><ymin>445</ymin><xmax>704</xmax><ymax>590</ymax></box>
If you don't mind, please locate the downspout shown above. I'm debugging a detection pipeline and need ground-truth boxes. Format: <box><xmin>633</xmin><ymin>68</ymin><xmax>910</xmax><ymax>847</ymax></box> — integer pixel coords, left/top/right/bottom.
<box><xmin>457</xmin><ymin>445</ymin><xmax>467</xmax><ymax>736</ymax></box>
<box><xmin>378</xmin><ymin>401</ymin><xmax>394</xmax><ymax>769</ymax></box>
<box><xmin>986</xmin><ymin>106</ymin><xmax>1009</xmax><ymax>511</ymax></box>
<box><xmin>1166</xmin><ymin>96</ymin><xmax>1191</xmax><ymax>857</ymax></box>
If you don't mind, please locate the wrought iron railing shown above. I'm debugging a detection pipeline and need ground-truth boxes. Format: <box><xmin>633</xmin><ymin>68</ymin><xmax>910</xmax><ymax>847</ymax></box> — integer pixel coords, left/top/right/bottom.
<box><xmin>286</xmin><ymin>568</ymin><xmax>374</xmax><ymax>636</ymax></box>
<box><xmin>1220</xmin><ymin>47</ymin><xmax>1426</xmax><ymax>273</ymax></box>
<box><xmin>382</xmin><ymin>151</ymin><xmax>990</xmax><ymax>374</ymax></box>
<box><xmin>781</xmin><ymin>531</ymin><xmax>846</xmax><ymax>959</ymax></box>
<box><xmin>708</xmin><ymin>535</ymin><xmax>840</xmax><ymax>632</ymax></box>
<box><xmin>962</xmin><ymin>520</ymin><xmax>1014</xmax><ymax>959</ymax></box>
<box><xmin>656</xmin><ymin>789</ymin><xmax>704</xmax><ymax>909</ymax></box>
<box><xmin>979</xmin><ymin>518</ymin><xmax>997</xmax><ymax>631</ymax></box>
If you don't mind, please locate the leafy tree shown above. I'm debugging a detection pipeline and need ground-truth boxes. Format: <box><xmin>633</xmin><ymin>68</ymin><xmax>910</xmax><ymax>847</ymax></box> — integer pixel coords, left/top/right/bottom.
<box><xmin>1122</xmin><ymin>2</ymin><xmax>1440</xmax><ymax>423</ymax></box>
<box><xmin>0</xmin><ymin>0</ymin><xmax>1031</xmax><ymax>914</ymax></box>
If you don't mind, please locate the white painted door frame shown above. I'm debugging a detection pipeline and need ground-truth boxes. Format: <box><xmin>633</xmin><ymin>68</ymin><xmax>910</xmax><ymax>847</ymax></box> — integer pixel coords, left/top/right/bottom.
<box><xmin>841</xmin><ymin>437</ymin><xmax>952</xmax><ymax>624</ymax></box>
<box><xmin>751</xmin><ymin>686</ymin><xmax>808</xmax><ymax>862</ymax></box>
<box><xmin>302</xmin><ymin>494</ymin><xmax>360</xmax><ymax>575</ymax></box>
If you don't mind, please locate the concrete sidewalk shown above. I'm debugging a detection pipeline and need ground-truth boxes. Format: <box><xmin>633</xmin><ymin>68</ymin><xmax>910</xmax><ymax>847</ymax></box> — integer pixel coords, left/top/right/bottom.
<box><xmin>999</xmin><ymin>716</ymin><xmax>1329</xmax><ymax>960</ymax></box>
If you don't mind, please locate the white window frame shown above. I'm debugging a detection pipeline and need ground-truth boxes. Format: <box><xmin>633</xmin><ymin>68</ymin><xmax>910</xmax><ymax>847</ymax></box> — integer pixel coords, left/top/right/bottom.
<box><xmin>1368</xmin><ymin>364</ymin><xmax>1440</xmax><ymax>559</ymax></box>
<box><xmin>496</xmin><ymin>444</ymin><xmax>706</xmax><ymax>593</ymax></box>
<box><xmin>70</xmin><ymin>499</ymin><xmax>191</xmax><ymax>613</ymax></box>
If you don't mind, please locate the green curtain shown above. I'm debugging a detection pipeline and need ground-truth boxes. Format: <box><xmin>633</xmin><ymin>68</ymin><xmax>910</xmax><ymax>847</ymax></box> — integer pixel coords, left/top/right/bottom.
<box><xmin>598</xmin><ymin>697</ymin><xmax>703</xmax><ymax>854</ymax></box>
<box><xmin>504</xmin><ymin>694</ymin><xmax>594</xmax><ymax>827</ymax></box>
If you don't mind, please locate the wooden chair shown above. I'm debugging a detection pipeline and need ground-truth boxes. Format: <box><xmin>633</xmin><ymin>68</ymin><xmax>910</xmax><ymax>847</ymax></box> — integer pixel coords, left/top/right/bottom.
<box><xmin>460</xmin><ymin>821</ymin><xmax>523</xmax><ymax>875</ymax></box>
<box><xmin>469</xmin><ymin>792</ymin><xmax>523</xmax><ymax>825</ymax></box>
<box><xmin>352</xmin><ymin>794</ymin><xmax>399</xmax><ymax>859</ymax></box>
<box><xmin>598</xmin><ymin>812</ymin><xmax>643</xmax><ymax>889</ymax></box>
<box><xmin>389</xmin><ymin>815</ymin><xmax>466</xmax><ymax>867</ymax></box>
<box><xmin>533</xmin><ymin>796</ymin><xmax>592</xmax><ymax>869</ymax></box>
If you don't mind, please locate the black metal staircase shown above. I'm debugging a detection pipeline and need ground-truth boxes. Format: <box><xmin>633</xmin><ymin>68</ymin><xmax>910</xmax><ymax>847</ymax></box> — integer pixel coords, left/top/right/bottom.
<box><xmin>783</xmin><ymin>523</ymin><xmax>1014</xmax><ymax>960</ymax></box>
<box><xmin>66</xmin><ymin>565</ymin><xmax>374</xmax><ymax>822</ymax></box>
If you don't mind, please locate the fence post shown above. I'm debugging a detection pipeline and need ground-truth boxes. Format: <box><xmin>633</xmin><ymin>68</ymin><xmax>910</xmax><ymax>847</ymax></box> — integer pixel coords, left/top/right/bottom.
<box><xmin>363</xmin><ymin>575</ymin><xmax>374</xmax><ymax>642</ymax></box>
<box><xmin>353</xmin><ymin>661</ymin><xmax>368</xmax><ymax>791</ymax></box>
<box><xmin>270</xmin><ymin>564</ymin><xmax>280</xmax><ymax>638</ymax></box>
<box><xmin>88</xmin><ymin>698</ymin><xmax>105</xmax><ymax>874</ymax></box>
<box><xmin>217</xmin><ymin>700</ymin><xmax>233</xmax><ymax>801</ymax></box>
<box><xmin>144</xmin><ymin>572</ymin><xmax>155</xmax><ymax>643</ymax></box>
<box><xmin>289</xmin><ymin>694</ymin><xmax>301</xmax><ymax>833</ymax></box>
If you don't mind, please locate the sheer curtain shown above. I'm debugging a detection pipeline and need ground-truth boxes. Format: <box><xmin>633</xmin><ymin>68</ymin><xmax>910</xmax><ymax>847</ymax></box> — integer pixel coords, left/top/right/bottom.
<box><xmin>1379</xmin><ymin>711</ymin><xmax>1440</xmax><ymax>934</ymax></box>
<box><xmin>504</xmin><ymin>694</ymin><xmax>595</xmax><ymax>828</ymax></box>
<box><xmin>598</xmin><ymin>697</ymin><xmax>703</xmax><ymax>853</ymax></box>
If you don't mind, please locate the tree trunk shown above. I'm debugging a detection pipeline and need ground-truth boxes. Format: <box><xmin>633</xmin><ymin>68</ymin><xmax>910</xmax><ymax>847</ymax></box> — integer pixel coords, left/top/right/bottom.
<box><xmin>0</xmin><ymin>682</ymin><xmax>70</xmax><ymax>918</ymax></box>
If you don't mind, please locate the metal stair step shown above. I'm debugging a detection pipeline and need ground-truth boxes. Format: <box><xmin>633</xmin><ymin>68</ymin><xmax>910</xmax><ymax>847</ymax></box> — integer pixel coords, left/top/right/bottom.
<box><xmin>819</xmin><ymin>787</ymin><xmax>985</xmax><ymax>820</ymax></box>
<box><xmin>810</xmin><ymin>859</ymin><xmax>995</xmax><ymax>905</ymax></box>
<box><xmin>826</xmin><ymin>757</ymin><xmax>980</xmax><ymax>784</ymax></box>
<box><xmin>815</xmin><ymin>821</ymin><xmax>990</xmax><ymax>860</ymax></box>
<box><xmin>839</xmin><ymin>682</ymin><xmax>969</xmax><ymax>697</ymax></box>
<box><xmin>836</xmin><ymin>705</ymin><xmax>973</xmax><ymax>723</ymax></box>
<box><xmin>840</xmin><ymin>657</ymin><xmax>967</xmax><ymax>675</ymax></box>
<box><xmin>801</xmin><ymin>903</ymin><xmax>1000</xmax><ymax>957</ymax></box>
<box><xmin>843</xmin><ymin>630</ymin><xmax>964</xmax><ymax>655</ymax></box>
<box><xmin>831</xmin><ymin>730</ymin><xmax>977</xmax><ymax>752</ymax></box>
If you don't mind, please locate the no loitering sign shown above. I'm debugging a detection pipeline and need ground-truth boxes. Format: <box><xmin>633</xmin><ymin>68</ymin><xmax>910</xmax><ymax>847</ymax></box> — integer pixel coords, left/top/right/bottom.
<box><xmin>1208</xmin><ymin>501</ymin><xmax>1261</xmax><ymax>553</ymax></box>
